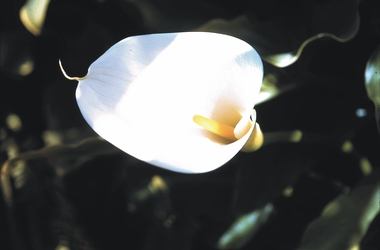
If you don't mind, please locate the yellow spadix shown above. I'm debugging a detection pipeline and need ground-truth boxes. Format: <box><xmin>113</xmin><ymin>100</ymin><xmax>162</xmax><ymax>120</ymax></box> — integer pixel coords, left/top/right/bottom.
<box><xmin>193</xmin><ymin>115</ymin><xmax>237</xmax><ymax>141</ymax></box>
<box><xmin>60</xmin><ymin>32</ymin><xmax>263</xmax><ymax>173</ymax></box>
<box><xmin>193</xmin><ymin>114</ymin><xmax>263</xmax><ymax>152</ymax></box>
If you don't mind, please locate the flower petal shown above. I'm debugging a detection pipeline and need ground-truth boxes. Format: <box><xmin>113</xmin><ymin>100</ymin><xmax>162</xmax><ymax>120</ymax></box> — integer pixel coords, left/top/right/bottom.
<box><xmin>74</xmin><ymin>32</ymin><xmax>263</xmax><ymax>173</ymax></box>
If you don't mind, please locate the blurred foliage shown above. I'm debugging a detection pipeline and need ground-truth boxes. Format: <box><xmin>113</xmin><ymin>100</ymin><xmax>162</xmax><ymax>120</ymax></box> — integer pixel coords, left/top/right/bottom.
<box><xmin>196</xmin><ymin>0</ymin><xmax>360</xmax><ymax>67</ymax></box>
<box><xmin>297</xmin><ymin>168</ymin><xmax>379</xmax><ymax>250</ymax></box>
<box><xmin>1</xmin><ymin>0</ymin><xmax>380</xmax><ymax>250</ymax></box>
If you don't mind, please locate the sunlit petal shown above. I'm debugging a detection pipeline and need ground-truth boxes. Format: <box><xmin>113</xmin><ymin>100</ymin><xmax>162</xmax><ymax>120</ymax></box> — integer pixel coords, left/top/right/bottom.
<box><xmin>61</xmin><ymin>32</ymin><xmax>263</xmax><ymax>173</ymax></box>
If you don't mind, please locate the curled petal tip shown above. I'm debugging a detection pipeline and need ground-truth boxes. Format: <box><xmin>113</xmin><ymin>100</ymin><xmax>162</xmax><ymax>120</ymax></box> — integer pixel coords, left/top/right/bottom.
<box><xmin>234</xmin><ymin>110</ymin><xmax>256</xmax><ymax>139</ymax></box>
<box><xmin>241</xmin><ymin>123</ymin><xmax>264</xmax><ymax>152</ymax></box>
<box><xmin>59</xmin><ymin>59</ymin><xmax>87</xmax><ymax>81</ymax></box>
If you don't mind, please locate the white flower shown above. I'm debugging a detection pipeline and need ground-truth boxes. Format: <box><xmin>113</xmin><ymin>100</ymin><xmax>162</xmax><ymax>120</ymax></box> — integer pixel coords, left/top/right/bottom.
<box><xmin>60</xmin><ymin>32</ymin><xmax>263</xmax><ymax>173</ymax></box>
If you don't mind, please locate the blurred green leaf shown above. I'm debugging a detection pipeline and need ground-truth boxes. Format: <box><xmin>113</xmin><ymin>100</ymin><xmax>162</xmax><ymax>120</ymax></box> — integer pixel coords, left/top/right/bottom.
<box><xmin>217</xmin><ymin>203</ymin><xmax>274</xmax><ymax>249</ymax></box>
<box><xmin>256</xmin><ymin>73</ymin><xmax>296</xmax><ymax>104</ymax></box>
<box><xmin>1</xmin><ymin>137</ymin><xmax>120</xmax><ymax>207</ymax></box>
<box><xmin>196</xmin><ymin>0</ymin><xmax>360</xmax><ymax>67</ymax></box>
<box><xmin>297</xmin><ymin>168</ymin><xmax>380</xmax><ymax>250</ymax></box>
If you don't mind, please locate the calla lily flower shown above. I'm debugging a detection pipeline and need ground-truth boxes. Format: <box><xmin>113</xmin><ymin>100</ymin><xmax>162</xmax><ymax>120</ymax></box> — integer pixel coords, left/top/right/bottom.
<box><xmin>60</xmin><ymin>32</ymin><xmax>263</xmax><ymax>173</ymax></box>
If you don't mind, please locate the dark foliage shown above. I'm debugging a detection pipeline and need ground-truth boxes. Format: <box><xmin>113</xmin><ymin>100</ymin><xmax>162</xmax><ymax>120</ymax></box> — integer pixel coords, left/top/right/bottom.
<box><xmin>1</xmin><ymin>0</ymin><xmax>379</xmax><ymax>250</ymax></box>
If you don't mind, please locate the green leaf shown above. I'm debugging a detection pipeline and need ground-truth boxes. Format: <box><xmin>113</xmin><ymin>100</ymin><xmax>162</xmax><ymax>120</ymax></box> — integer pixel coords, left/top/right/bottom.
<box><xmin>217</xmin><ymin>203</ymin><xmax>274</xmax><ymax>249</ymax></box>
<box><xmin>297</xmin><ymin>168</ymin><xmax>380</xmax><ymax>250</ymax></box>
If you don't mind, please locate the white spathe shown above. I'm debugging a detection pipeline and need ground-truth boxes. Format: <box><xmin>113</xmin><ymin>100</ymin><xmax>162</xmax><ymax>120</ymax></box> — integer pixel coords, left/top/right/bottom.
<box><xmin>74</xmin><ymin>32</ymin><xmax>263</xmax><ymax>173</ymax></box>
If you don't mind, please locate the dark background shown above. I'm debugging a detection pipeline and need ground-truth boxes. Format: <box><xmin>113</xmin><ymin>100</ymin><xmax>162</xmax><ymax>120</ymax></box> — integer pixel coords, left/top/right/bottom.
<box><xmin>1</xmin><ymin>0</ymin><xmax>379</xmax><ymax>249</ymax></box>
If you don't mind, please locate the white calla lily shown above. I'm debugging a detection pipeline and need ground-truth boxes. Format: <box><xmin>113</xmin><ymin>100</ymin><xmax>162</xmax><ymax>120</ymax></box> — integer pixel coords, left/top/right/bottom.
<box><xmin>60</xmin><ymin>32</ymin><xmax>263</xmax><ymax>173</ymax></box>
